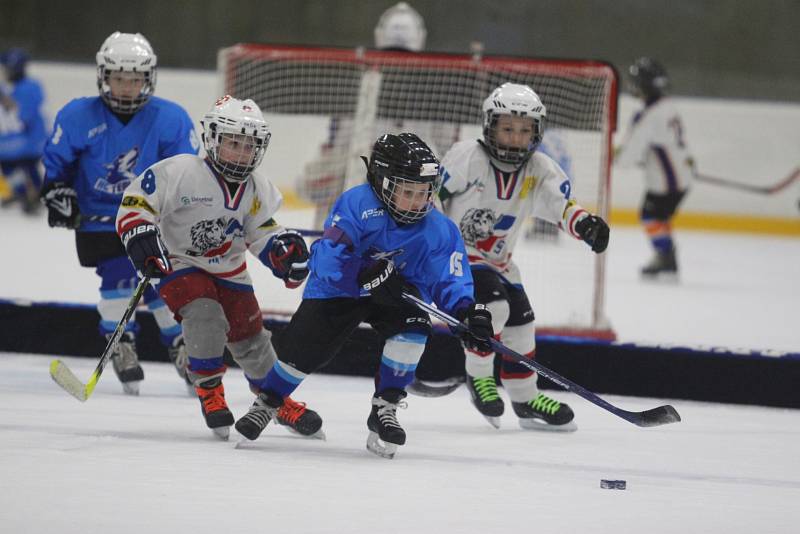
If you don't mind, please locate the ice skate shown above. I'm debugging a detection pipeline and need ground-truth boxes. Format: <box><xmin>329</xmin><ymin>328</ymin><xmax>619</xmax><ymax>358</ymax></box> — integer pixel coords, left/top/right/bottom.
<box><xmin>235</xmin><ymin>390</ymin><xmax>282</xmax><ymax>441</ymax></box>
<box><xmin>275</xmin><ymin>396</ymin><xmax>325</xmax><ymax>440</ymax></box>
<box><xmin>512</xmin><ymin>393</ymin><xmax>577</xmax><ymax>432</ymax></box>
<box><xmin>640</xmin><ymin>248</ymin><xmax>678</xmax><ymax>281</ymax></box>
<box><xmin>366</xmin><ymin>389</ymin><xmax>408</xmax><ymax>459</ymax></box>
<box><xmin>195</xmin><ymin>377</ymin><xmax>234</xmax><ymax>440</ymax></box>
<box><xmin>466</xmin><ymin>375</ymin><xmax>504</xmax><ymax>429</ymax></box>
<box><xmin>110</xmin><ymin>332</ymin><xmax>144</xmax><ymax>395</ymax></box>
<box><xmin>167</xmin><ymin>336</ymin><xmax>194</xmax><ymax>395</ymax></box>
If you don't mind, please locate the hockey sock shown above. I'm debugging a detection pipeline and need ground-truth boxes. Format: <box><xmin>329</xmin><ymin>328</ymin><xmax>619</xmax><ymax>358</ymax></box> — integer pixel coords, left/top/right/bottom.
<box><xmin>500</xmin><ymin>350</ymin><xmax>539</xmax><ymax>403</ymax></box>
<box><xmin>260</xmin><ymin>360</ymin><xmax>307</xmax><ymax>398</ymax></box>
<box><xmin>375</xmin><ymin>332</ymin><xmax>426</xmax><ymax>393</ymax></box>
<box><xmin>144</xmin><ymin>290</ymin><xmax>182</xmax><ymax>346</ymax></box>
<box><xmin>96</xmin><ymin>256</ymin><xmax>140</xmax><ymax>337</ymax></box>
<box><xmin>643</xmin><ymin>219</ymin><xmax>674</xmax><ymax>253</ymax></box>
<box><xmin>97</xmin><ymin>287</ymin><xmax>137</xmax><ymax>336</ymax></box>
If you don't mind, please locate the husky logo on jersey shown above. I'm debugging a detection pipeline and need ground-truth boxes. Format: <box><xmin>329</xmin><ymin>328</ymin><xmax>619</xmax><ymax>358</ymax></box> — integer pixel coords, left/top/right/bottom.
<box><xmin>186</xmin><ymin>217</ymin><xmax>245</xmax><ymax>258</ymax></box>
<box><xmin>459</xmin><ymin>208</ymin><xmax>497</xmax><ymax>246</ymax></box>
<box><xmin>94</xmin><ymin>147</ymin><xmax>140</xmax><ymax>195</ymax></box>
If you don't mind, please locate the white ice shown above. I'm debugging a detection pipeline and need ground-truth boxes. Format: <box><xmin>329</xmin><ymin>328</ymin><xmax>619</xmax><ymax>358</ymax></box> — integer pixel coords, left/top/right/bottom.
<box><xmin>1</xmin><ymin>353</ymin><xmax>798</xmax><ymax>533</ymax></box>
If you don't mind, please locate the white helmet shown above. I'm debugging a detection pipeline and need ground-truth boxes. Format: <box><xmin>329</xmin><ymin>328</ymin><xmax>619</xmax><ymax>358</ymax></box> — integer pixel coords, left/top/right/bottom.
<box><xmin>200</xmin><ymin>95</ymin><xmax>271</xmax><ymax>182</ymax></box>
<box><xmin>374</xmin><ymin>2</ymin><xmax>426</xmax><ymax>52</ymax></box>
<box><xmin>482</xmin><ymin>83</ymin><xmax>547</xmax><ymax>166</ymax></box>
<box><xmin>96</xmin><ymin>31</ymin><xmax>157</xmax><ymax>114</ymax></box>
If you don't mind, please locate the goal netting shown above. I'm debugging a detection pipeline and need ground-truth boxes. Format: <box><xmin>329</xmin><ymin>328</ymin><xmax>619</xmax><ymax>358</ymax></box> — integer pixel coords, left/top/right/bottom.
<box><xmin>218</xmin><ymin>44</ymin><xmax>618</xmax><ymax>339</ymax></box>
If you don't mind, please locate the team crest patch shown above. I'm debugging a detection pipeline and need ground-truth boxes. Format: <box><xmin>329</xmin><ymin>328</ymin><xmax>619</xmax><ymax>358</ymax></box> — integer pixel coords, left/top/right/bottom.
<box><xmin>459</xmin><ymin>208</ymin><xmax>497</xmax><ymax>246</ymax></box>
<box><xmin>186</xmin><ymin>217</ymin><xmax>245</xmax><ymax>257</ymax></box>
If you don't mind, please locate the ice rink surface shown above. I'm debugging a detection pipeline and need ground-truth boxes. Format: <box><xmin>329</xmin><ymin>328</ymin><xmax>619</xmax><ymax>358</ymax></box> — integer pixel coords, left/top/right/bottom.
<box><xmin>1</xmin><ymin>207</ymin><xmax>799</xmax><ymax>532</ymax></box>
<box><xmin>1</xmin><ymin>353</ymin><xmax>799</xmax><ymax>534</ymax></box>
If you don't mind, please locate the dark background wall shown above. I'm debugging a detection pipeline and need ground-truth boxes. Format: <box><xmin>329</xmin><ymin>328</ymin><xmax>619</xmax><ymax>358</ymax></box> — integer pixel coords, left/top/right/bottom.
<box><xmin>1</xmin><ymin>0</ymin><xmax>798</xmax><ymax>102</ymax></box>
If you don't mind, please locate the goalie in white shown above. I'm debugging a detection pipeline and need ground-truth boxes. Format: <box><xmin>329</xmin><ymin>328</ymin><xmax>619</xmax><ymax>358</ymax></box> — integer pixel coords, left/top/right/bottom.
<box><xmin>115</xmin><ymin>96</ymin><xmax>323</xmax><ymax>440</ymax></box>
<box><xmin>439</xmin><ymin>83</ymin><xmax>610</xmax><ymax>431</ymax></box>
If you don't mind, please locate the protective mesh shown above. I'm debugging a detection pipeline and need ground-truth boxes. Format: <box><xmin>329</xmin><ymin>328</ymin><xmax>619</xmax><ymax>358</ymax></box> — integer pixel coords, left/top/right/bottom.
<box><xmin>218</xmin><ymin>44</ymin><xmax>618</xmax><ymax>336</ymax></box>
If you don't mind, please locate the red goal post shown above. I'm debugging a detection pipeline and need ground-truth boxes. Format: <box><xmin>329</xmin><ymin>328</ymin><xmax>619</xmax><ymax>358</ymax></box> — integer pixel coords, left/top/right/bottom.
<box><xmin>218</xmin><ymin>44</ymin><xmax>618</xmax><ymax>340</ymax></box>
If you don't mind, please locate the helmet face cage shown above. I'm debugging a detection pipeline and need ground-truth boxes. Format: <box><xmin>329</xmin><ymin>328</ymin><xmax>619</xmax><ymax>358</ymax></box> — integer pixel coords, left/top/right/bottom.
<box><xmin>483</xmin><ymin>112</ymin><xmax>545</xmax><ymax>166</ymax></box>
<box><xmin>375</xmin><ymin>169</ymin><xmax>442</xmax><ymax>225</ymax></box>
<box><xmin>482</xmin><ymin>83</ymin><xmax>546</xmax><ymax>166</ymax></box>
<box><xmin>367</xmin><ymin>133</ymin><xmax>441</xmax><ymax>225</ymax></box>
<box><xmin>96</xmin><ymin>32</ymin><xmax>157</xmax><ymax>114</ymax></box>
<box><xmin>202</xmin><ymin>96</ymin><xmax>271</xmax><ymax>182</ymax></box>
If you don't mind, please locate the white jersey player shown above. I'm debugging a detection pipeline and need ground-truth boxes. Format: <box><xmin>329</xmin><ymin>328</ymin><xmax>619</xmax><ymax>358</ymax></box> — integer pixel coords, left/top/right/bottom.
<box><xmin>116</xmin><ymin>95</ymin><xmax>323</xmax><ymax>440</ymax></box>
<box><xmin>616</xmin><ymin>57</ymin><xmax>693</xmax><ymax>279</ymax></box>
<box><xmin>439</xmin><ymin>82</ymin><xmax>610</xmax><ymax>431</ymax></box>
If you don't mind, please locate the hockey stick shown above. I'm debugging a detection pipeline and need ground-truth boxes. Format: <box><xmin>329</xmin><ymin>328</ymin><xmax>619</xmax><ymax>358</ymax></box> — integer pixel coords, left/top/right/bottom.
<box><xmin>401</xmin><ymin>293</ymin><xmax>681</xmax><ymax>428</ymax></box>
<box><xmin>696</xmin><ymin>167</ymin><xmax>800</xmax><ymax>195</ymax></box>
<box><xmin>49</xmin><ymin>274</ymin><xmax>151</xmax><ymax>401</ymax></box>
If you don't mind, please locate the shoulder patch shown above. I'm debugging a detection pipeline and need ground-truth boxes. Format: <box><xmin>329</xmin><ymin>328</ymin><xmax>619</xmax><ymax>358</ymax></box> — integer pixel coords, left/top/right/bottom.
<box><xmin>249</xmin><ymin>196</ymin><xmax>261</xmax><ymax>216</ymax></box>
<box><xmin>121</xmin><ymin>195</ymin><xmax>156</xmax><ymax>215</ymax></box>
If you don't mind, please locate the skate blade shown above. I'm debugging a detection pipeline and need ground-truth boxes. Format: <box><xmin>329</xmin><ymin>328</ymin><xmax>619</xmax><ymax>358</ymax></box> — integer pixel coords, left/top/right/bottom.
<box><xmin>640</xmin><ymin>272</ymin><xmax>679</xmax><ymax>284</ymax></box>
<box><xmin>518</xmin><ymin>418</ymin><xmax>578</xmax><ymax>432</ymax></box>
<box><xmin>483</xmin><ymin>415</ymin><xmax>502</xmax><ymax>429</ymax></box>
<box><xmin>121</xmin><ymin>381</ymin><xmax>141</xmax><ymax>396</ymax></box>
<box><xmin>366</xmin><ymin>431</ymin><xmax>398</xmax><ymax>459</ymax></box>
<box><xmin>284</xmin><ymin>426</ymin><xmax>327</xmax><ymax>440</ymax></box>
<box><xmin>212</xmin><ymin>426</ymin><xmax>231</xmax><ymax>440</ymax></box>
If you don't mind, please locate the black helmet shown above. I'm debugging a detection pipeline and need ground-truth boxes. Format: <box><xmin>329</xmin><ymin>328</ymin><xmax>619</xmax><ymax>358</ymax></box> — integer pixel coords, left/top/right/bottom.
<box><xmin>628</xmin><ymin>57</ymin><xmax>669</xmax><ymax>102</ymax></box>
<box><xmin>363</xmin><ymin>133</ymin><xmax>441</xmax><ymax>225</ymax></box>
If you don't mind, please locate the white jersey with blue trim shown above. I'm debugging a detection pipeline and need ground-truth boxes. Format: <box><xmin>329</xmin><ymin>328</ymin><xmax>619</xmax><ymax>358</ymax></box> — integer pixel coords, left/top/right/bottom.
<box><xmin>304</xmin><ymin>183</ymin><xmax>474</xmax><ymax>316</ymax></box>
<box><xmin>615</xmin><ymin>96</ymin><xmax>694</xmax><ymax>194</ymax></box>
<box><xmin>440</xmin><ymin>140</ymin><xmax>590</xmax><ymax>277</ymax></box>
<box><xmin>43</xmin><ymin>96</ymin><xmax>199</xmax><ymax>232</ymax></box>
<box><xmin>116</xmin><ymin>154</ymin><xmax>285</xmax><ymax>285</ymax></box>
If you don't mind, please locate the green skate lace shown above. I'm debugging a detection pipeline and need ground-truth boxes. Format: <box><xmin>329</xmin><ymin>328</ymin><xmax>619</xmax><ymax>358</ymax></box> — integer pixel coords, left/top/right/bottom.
<box><xmin>472</xmin><ymin>377</ymin><xmax>500</xmax><ymax>402</ymax></box>
<box><xmin>530</xmin><ymin>394</ymin><xmax>561</xmax><ymax>415</ymax></box>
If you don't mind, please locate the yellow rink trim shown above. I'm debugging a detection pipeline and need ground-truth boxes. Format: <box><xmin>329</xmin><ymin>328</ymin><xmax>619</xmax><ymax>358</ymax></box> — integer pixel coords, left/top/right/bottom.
<box><xmin>279</xmin><ymin>187</ymin><xmax>800</xmax><ymax>237</ymax></box>
<box><xmin>0</xmin><ymin>173</ymin><xmax>12</xmax><ymax>200</ymax></box>
<box><xmin>610</xmin><ymin>208</ymin><xmax>800</xmax><ymax>236</ymax></box>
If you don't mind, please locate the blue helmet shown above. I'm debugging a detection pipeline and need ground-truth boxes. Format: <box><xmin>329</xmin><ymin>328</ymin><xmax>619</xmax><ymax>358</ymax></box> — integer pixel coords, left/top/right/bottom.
<box><xmin>0</xmin><ymin>48</ymin><xmax>29</xmax><ymax>82</ymax></box>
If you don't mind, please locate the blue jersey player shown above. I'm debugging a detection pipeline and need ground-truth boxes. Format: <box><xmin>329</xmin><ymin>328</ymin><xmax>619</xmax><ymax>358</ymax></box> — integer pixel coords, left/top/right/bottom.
<box><xmin>233</xmin><ymin>132</ymin><xmax>494</xmax><ymax>458</ymax></box>
<box><xmin>40</xmin><ymin>32</ymin><xmax>200</xmax><ymax>395</ymax></box>
<box><xmin>0</xmin><ymin>48</ymin><xmax>48</xmax><ymax>213</ymax></box>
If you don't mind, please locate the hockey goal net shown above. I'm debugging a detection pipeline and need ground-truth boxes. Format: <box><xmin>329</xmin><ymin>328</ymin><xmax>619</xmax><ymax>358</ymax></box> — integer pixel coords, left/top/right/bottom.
<box><xmin>218</xmin><ymin>44</ymin><xmax>618</xmax><ymax>340</ymax></box>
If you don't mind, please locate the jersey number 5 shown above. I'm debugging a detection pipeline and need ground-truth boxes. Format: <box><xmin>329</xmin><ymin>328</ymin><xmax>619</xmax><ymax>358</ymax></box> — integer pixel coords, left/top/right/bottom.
<box><xmin>449</xmin><ymin>251</ymin><xmax>464</xmax><ymax>277</ymax></box>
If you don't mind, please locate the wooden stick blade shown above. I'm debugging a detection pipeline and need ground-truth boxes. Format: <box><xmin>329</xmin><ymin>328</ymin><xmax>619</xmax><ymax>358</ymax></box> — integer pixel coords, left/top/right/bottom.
<box><xmin>633</xmin><ymin>405</ymin><xmax>682</xmax><ymax>427</ymax></box>
<box><xmin>49</xmin><ymin>359</ymin><xmax>90</xmax><ymax>402</ymax></box>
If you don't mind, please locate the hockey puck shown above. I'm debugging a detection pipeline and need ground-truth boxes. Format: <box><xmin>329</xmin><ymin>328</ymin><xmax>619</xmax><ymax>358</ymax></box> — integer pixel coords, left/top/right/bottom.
<box><xmin>600</xmin><ymin>479</ymin><xmax>627</xmax><ymax>490</ymax></box>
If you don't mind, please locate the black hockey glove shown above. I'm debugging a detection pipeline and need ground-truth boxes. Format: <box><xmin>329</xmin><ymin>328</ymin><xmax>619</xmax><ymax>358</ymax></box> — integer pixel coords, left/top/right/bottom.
<box><xmin>121</xmin><ymin>223</ymin><xmax>172</xmax><ymax>279</ymax></box>
<box><xmin>575</xmin><ymin>214</ymin><xmax>610</xmax><ymax>253</ymax></box>
<box><xmin>268</xmin><ymin>230</ymin><xmax>310</xmax><ymax>289</ymax></box>
<box><xmin>358</xmin><ymin>259</ymin><xmax>411</xmax><ymax>308</ymax></box>
<box><xmin>41</xmin><ymin>181</ymin><xmax>80</xmax><ymax>229</ymax></box>
<box><xmin>456</xmin><ymin>303</ymin><xmax>494</xmax><ymax>352</ymax></box>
